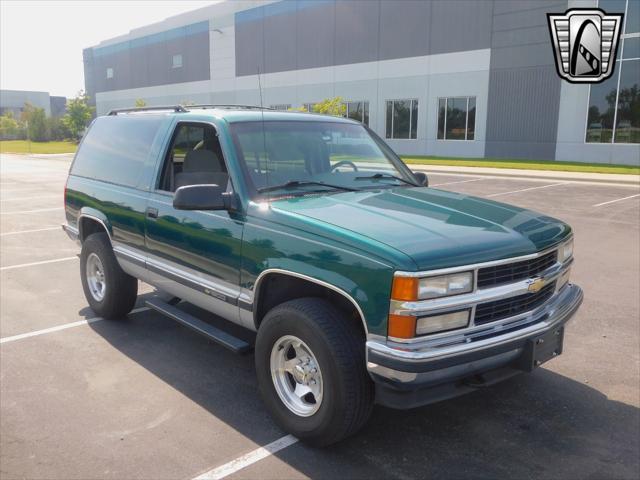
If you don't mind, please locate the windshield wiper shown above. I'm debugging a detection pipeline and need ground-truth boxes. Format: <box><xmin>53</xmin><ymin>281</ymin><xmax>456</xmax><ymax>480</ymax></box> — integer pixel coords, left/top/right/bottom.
<box><xmin>258</xmin><ymin>180</ymin><xmax>357</xmax><ymax>194</ymax></box>
<box><xmin>354</xmin><ymin>173</ymin><xmax>418</xmax><ymax>186</ymax></box>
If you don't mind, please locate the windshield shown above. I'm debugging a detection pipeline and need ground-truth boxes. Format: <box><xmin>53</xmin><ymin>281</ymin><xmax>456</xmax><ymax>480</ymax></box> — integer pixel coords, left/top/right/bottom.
<box><xmin>229</xmin><ymin>121</ymin><xmax>418</xmax><ymax>197</ymax></box>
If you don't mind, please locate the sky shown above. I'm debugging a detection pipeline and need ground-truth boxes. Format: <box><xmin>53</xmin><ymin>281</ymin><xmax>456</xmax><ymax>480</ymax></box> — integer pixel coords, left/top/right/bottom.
<box><xmin>0</xmin><ymin>1</ymin><xmax>218</xmax><ymax>99</ymax></box>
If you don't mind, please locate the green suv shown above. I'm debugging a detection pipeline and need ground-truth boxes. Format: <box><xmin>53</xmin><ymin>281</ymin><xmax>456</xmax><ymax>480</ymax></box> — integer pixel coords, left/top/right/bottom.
<box><xmin>63</xmin><ymin>105</ymin><xmax>583</xmax><ymax>446</ymax></box>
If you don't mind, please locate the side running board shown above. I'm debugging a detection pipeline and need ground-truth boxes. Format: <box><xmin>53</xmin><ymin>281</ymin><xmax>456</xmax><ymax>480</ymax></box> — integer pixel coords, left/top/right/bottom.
<box><xmin>145</xmin><ymin>297</ymin><xmax>252</xmax><ymax>354</ymax></box>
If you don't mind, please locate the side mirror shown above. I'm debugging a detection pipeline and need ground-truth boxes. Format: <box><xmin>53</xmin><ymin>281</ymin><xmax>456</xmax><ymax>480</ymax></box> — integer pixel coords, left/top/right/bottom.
<box><xmin>413</xmin><ymin>171</ymin><xmax>429</xmax><ymax>187</ymax></box>
<box><xmin>173</xmin><ymin>184</ymin><xmax>231</xmax><ymax>210</ymax></box>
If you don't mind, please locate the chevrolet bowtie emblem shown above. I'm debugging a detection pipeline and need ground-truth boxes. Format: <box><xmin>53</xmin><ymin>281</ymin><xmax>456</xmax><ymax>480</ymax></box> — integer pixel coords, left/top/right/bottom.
<box><xmin>528</xmin><ymin>277</ymin><xmax>547</xmax><ymax>293</ymax></box>
<box><xmin>547</xmin><ymin>8</ymin><xmax>623</xmax><ymax>84</ymax></box>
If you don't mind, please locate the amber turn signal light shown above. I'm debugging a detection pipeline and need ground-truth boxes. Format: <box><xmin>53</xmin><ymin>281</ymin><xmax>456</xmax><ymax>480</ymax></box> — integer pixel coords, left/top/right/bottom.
<box><xmin>387</xmin><ymin>314</ymin><xmax>416</xmax><ymax>339</ymax></box>
<box><xmin>391</xmin><ymin>277</ymin><xmax>418</xmax><ymax>301</ymax></box>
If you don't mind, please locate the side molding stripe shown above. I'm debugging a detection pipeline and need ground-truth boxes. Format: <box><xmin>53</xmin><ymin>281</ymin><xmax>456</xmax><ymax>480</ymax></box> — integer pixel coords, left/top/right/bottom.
<box><xmin>238</xmin><ymin>300</ymin><xmax>253</xmax><ymax>312</ymax></box>
<box><xmin>113</xmin><ymin>245</ymin><xmax>240</xmax><ymax>306</ymax></box>
<box><xmin>112</xmin><ymin>250</ymin><xmax>367</xmax><ymax>335</ymax></box>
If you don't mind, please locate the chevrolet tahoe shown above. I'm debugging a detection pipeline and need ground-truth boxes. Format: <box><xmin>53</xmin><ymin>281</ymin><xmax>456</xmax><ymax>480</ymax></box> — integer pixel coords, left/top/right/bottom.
<box><xmin>63</xmin><ymin>105</ymin><xmax>583</xmax><ymax>446</ymax></box>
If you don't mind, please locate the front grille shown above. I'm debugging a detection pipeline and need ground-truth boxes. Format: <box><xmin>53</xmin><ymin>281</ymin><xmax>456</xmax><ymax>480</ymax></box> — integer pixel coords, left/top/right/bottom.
<box><xmin>474</xmin><ymin>281</ymin><xmax>556</xmax><ymax>326</ymax></box>
<box><xmin>477</xmin><ymin>250</ymin><xmax>558</xmax><ymax>288</ymax></box>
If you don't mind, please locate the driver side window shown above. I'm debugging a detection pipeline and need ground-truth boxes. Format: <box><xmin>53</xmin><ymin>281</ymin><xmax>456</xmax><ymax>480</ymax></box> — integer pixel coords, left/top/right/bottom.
<box><xmin>158</xmin><ymin>123</ymin><xmax>229</xmax><ymax>192</ymax></box>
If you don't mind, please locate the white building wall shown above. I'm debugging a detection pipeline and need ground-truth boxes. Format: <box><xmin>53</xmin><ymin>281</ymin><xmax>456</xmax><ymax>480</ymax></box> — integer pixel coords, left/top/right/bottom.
<box><xmin>90</xmin><ymin>0</ymin><xmax>640</xmax><ymax>164</ymax></box>
<box><xmin>95</xmin><ymin>4</ymin><xmax>491</xmax><ymax>159</ymax></box>
<box><xmin>92</xmin><ymin>0</ymin><xmax>640</xmax><ymax>165</ymax></box>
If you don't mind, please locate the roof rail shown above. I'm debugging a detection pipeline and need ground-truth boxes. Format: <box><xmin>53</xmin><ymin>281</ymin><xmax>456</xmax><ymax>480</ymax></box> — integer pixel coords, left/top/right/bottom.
<box><xmin>107</xmin><ymin>105</ymin><xmax>188</xmax><ymax>116</ymax></box>
<box><xmin>186</xmin><ymin>104</ymin><xmax>274</xmax><ymax>111</ymax></box>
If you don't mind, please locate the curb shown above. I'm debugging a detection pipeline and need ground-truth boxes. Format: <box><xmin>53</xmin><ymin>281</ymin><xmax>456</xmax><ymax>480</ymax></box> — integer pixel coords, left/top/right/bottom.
<box><xmin>25</xmin><ymin>153</ymin><xmax>75</xmax><ymax>158</ymax></box>
<box><xmin>1</xmin><ymin>153</ymin><xmax>75</xmax><ymax>160</ymax></box>
<box><xmin>408</xmin><ymin>164</ymin><xmax>640</xmax><ymax>186</ymax></box>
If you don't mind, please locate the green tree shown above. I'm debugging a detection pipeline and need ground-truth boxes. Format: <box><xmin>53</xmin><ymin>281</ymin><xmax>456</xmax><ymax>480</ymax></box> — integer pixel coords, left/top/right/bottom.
<box><xmin>62</xmin><ymin>91</ymin><xmax>95</xmax><ymax>141</ymax></box>
<box><xmin>22</xmin><ymin>103</ymin><xmax>49</xmax><ymax>141</ymax></box>
<box><xmin>0</xmin><ymin>113</ymin><xmax>21</xmax><ymax>140</ymax></box>
<box><xmin>135</xmin><ymin>98</ymin><xmax>147</xmax><ymax>107</ymax></box>
<box><xmin>47</xmin><ymin>116</ymin><xmax>70</xmax><ymax>141</ymax></box>
<box><xmin>311</xmin><ymin>96</ymin><xmax>346</xmax><ymax>117</ymax></box>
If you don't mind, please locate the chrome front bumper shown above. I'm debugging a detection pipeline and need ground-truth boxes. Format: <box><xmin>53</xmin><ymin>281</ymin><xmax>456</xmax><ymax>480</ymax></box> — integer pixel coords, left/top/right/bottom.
<box><xmin>62</xmin><ymin>223</ymin><xmax>80</xmax><ymax>245</ymax></box>
<box><xmin>366</xmin><ymin>283</ymin><xmax>583</xmax><ymax>402</ymax></box>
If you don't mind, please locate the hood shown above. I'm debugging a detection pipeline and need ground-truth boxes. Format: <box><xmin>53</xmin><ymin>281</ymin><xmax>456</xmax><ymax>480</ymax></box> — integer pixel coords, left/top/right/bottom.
<box><xmin>269</xmin><ymin>187</ymin><xmax>571</xmax><ymax>270</ymax></box>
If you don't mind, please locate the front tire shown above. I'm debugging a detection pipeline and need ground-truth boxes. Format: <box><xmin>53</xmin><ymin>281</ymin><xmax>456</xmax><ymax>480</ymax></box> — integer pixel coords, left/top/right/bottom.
<box><xmin>80</xmin><ymin>232</ymin><xmax>137</xmax><ymax>319</ymax></box>
<box><xmin>255</xmin><ymin>298</ymin><xmax>373</xmax><ymax>446</ymax></box>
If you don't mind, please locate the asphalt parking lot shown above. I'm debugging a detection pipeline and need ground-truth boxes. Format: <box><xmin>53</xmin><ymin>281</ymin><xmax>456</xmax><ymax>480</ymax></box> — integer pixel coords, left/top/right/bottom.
<box><xmin>1</xmin><ymin>153</ymin><xmax>639</xmax><ymax>480</ymax></box>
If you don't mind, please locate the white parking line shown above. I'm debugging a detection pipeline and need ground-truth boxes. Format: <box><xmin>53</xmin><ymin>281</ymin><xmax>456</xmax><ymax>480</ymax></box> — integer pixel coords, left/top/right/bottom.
<box><xmin>0</xmin><ymin>226</ymin><xmax>60</xmax><ymax>236</ymax></box>
<box><xmin>593</xmin><ymin>193</ymin><xmax>640</xmax><ymax>207</ymax></box>
<box><xmin>486</xmin><ymin>182</ymin><xmax>568</xmax><ymax>198</ymax></box>
<box><xmin>0</xmin><ymin>206</ymin><xmax>63</xmax><ymax>215</ymax></box>
<box><xmin>1</xmin><ymin>194</ymin><xmax>61</xmax><ymax>202</ymax></box>
<box><xmin>1</xmin><ymin>189</ymin><xmax>63</xmax><ymax>194</ymax></box>
<box><xmin>193</xmin><ymin>435</ymin><xmax>299</xmax><ymax>480</ymax></box>
<box><xmin>1</xmin><ymin>256</ymin><xmax>78</xmax><ymax>271</ymax></box>
<box><xmin>430</xmin><ymin>178</ymin><xmax>486</xmax><ymax>187</ymax></box>
<box><xmin>0</xmin><ymin>185</ymin><xmax>48</xmax><ymax>193</ymax></box>
<box><xmin>0</xmin><ymin>307</ymin><xmax>150</xmax><ymax>344</ymax></box>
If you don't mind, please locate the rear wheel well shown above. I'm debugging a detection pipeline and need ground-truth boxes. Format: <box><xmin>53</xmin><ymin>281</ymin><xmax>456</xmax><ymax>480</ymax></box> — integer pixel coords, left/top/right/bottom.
<box><xmin>254</xmin><ymin>273</ymin><xmax>365</xmax><ymax>337</ymax></box>
<box><xmin>79</xmin><ymin>217</ymin><xmax>110</xmax><ymax>244</ymax></box>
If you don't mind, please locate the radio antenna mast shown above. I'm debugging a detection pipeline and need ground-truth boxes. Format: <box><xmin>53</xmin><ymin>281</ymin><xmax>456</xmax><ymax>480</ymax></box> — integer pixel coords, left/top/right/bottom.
<box><xmin>257</xmin><ymin>65</ymin><xmax>270</xmax><ymax>203</ymax></box>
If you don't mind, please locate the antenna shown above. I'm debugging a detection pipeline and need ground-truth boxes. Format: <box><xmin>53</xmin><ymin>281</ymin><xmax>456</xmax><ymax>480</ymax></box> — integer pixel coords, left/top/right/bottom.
<box><xmin>257</xmin><ymin>65</ymin><xmax>270</xmax><ymax>202</ymax></box>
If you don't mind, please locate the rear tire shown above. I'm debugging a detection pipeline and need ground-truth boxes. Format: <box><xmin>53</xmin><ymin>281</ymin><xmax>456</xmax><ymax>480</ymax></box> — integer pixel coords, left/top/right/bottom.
<box><xmin>80</xmin><ymin>232</ymin><xmax>137</xmax><ymax>319</ymax></box>
<box><xmin>255</xmin><ymin>298</ymin><xmax>373</xmax><ymax>446</ymax></box>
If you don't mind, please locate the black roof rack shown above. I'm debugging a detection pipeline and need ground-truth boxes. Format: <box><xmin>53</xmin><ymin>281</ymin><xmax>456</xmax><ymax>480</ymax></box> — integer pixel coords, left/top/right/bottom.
<box><xmin>187</xmin><ymin>104</ymin><xmax>274</xmax><ymax>111</ymax></box>
<box><xmin>106</xmin><ymin>104</ymin><xmax>276</xmax><ymax>116</ymax></box>
<box><xmin>107</xmin><ymin>105</ymin><xmax>187</xmax><ymax>115</ymax></box>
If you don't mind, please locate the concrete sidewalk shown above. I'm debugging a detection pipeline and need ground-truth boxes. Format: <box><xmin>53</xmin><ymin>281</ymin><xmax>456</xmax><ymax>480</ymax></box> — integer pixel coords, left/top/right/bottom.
<box><xmin>409</xmin><ymin>164</ymin><xmax>640</xmax><ymax>186</ymax></box>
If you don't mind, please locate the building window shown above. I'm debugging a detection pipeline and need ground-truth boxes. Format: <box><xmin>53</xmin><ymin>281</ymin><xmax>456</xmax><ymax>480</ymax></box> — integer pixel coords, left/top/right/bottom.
<box><xmin>172</xmin><ymin>54</ymin><xmax>183</xmax><ymax>69</ymax></box>
<box><xmin>344</xmin><ymin>101</ymin><xmax>369</xmax><ymax>126</ymax></box>
<box><xmin>270</xmin><ymin>104</ymin><xmax>291</xmax><ymax>111</ymax></box>
<box><xmin>588</xmin><ymin>0</ymin><xmax>640</xmax><ymax>143</ymax></box>
<box><xmin>600</xmin><ymin>0</ymin><xmax>639</xmax><ymax>35</ymax></box>
<box><xmin>613</xmin><ymin>59</ymin><xmax>639</xmax><ymax>143</ymax></box>
<box><xmin>385</xmin><ymin>99</ymin><xmax>418</xmax><ymax>139</ymax></box>
<box><xmin>437</xmin><ymin>97</ymin><xmax>476</xmax><ymax>141</ymax></box>
<box><xmin>303</xmin><ymin>103</ymin><xmax>316</xmax><ymax>113</ymax></box>
<box><xmin>106</xmin><ymin>67</ymin><xmax>114</xmax><ymax>79</ymax></box>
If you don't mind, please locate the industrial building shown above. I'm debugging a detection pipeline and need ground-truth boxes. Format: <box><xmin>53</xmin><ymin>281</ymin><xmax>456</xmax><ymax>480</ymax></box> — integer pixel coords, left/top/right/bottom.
<box><xmin>0</xmin><ymin>90</ymin><xmax>67</xmax><ymax>117</ymax></box>
<box><xmin>83</xmin><ymin>0</ymin><xmax>639</xmax><ymax>165</ymax></box>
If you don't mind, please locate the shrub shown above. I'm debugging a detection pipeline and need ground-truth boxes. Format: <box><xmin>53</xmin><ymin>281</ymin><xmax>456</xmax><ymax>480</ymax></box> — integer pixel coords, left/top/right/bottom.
<box><xmin>22</xmin><ymin>103</ymin><xmax>49</xmax><ymax>141</ymax></box>
<box><xmin>312</xmin><ymin>97</ymin><xmax>346</xmax><ymax>117</ymax></box>
<box><xmin>0</xmin><ymin>114</ymin><xmax>21</xmax><ymax>140</ymax></box>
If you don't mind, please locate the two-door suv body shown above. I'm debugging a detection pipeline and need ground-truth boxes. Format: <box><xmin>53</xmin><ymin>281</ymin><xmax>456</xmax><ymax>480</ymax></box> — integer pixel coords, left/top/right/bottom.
<box><xmin>63</xmin><ymin>105</ymin><xmax>583</xmax><ymax>445</ymax></box>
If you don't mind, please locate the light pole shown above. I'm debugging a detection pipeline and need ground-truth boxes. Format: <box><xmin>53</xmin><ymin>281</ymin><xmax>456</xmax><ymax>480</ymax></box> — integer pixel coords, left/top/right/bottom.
<box><xmin>25</xmin><ymin>119</ymin><xmax>31</xmax><ymax>154</ymax></box>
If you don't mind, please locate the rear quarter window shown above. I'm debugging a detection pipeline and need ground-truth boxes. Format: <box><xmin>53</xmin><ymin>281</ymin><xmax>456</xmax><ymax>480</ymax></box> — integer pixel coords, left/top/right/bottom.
<box><xmin>70</xmin><ymin>115</ymin><xmax>164</xmax><ymax>188</ymax></box>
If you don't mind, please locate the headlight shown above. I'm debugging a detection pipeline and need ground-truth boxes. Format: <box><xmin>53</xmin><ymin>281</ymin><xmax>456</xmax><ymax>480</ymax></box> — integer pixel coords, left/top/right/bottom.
<box><xmin>391</xmin><ymin>271</ymin><xmax>474</xmax><ymax>301</ymax></box>
<box><xmin>558</xmin><ymin>238</ymin><xmax>574</xmax><ymax>263</ymax></box>
<box><xmin>418</xmin><ymin>272</ymin><xmax>473</xmax><ymax>299</ymax></box>
<box><xmin>388</xmin><ymin>309</ymin><xmax>471</xmax><ymax>338</ymax></box>
<box><xmin>416</xmin><ymin>310</ymin><xmax>470</xmax><ymax>335</ymax></box>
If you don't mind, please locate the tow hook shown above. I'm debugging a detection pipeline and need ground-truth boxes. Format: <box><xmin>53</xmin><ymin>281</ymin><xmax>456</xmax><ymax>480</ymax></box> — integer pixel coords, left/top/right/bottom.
<box><xmin>462</xmin><ymin>374</ymin><xmax>489</xmax><ymax>389</ymax></box>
